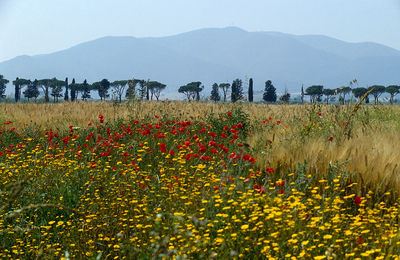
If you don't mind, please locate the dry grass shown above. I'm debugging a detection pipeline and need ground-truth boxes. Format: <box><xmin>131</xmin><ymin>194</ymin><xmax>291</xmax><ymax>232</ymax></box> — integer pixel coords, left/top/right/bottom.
<box><xmin>1</xmin><ymin>101</ymin><xmax>400</xmax><ymax>196</ymax></box>
<box><xmin>0</xmin><ymin>101</ymin><xmax>322</xmax><ymax>128</ymax></box>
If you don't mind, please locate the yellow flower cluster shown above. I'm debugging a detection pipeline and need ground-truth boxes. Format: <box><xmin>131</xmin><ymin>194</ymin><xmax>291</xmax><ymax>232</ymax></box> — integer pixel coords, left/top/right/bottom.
<box><xmin>0</xmin><ymin>115</ymin><xmax>399</xmax><ymax>259</ymax></box>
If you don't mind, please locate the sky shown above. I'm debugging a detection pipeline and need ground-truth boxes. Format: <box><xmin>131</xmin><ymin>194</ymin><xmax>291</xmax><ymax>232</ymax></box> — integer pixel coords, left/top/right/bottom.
<box><xmin>0</xmin><ymin>0</ymin><xmax>400</xmax><ymax>62</ymax></box>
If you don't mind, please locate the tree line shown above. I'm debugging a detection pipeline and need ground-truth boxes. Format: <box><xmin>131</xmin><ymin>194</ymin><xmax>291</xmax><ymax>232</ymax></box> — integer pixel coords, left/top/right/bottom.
<box><xmin>0</xmin><ymin>76</ymin><xmax>167</xmax><ymax>103</ymax></box>
<box><xmin>0</xmin><ymin>75</ymin><xmax>399</xmax><ymax>104</ymax></box>
<box><xmin>300</xmin><ymin>80</ymin><xmax>400</xmax><ymax>105</ymax></box>
<box><xmin>208</xmin><ymin>78</ymin><xmax>400</xmax><ymax>105</ymax></box>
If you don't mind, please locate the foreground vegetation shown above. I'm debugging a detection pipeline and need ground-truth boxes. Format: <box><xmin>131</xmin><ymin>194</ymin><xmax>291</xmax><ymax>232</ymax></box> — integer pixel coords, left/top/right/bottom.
<box><xmin>1</xmin><ymin>102</ymin><xmax>400</xmax><ymax>259</ymax></box>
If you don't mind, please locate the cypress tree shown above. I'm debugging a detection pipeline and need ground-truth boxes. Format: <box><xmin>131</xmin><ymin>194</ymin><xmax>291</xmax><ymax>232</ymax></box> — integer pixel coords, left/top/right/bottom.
<box><xmin>263</xmin><ymin>80</ymin><xmax>277</xmax><ymax>103</ymax></box>
<box><xmin>210</xmin><ymin>83</ymin><xmax>220</xmax><ymax>103</ymax></box>
<box><xmin>248</xmin><ymin>78</ymin><xmax>253</xmax><ymax>102</ymax></box>
<box><xmin>146</xmin><ymin>80</ymin><xmax>150</xmax><ymax>100</ymax></box>
<box><xmin>14</xmin><ymin>77</ymin><xmax>20</xmax><ymax>102</ymax></box>
<box><xmin>64</xmin><ymin>77</ymin><xmax>69</xmax><ymax>101</ymax></box>
<box><xmin>70</xmin><ymin>78</ymin><xmax>76</xmax><ymax>101</ymax></box>
<box><xmin>231</xmin><ymin>79</ymin><xmax>243</xmax><ymax>103</ymax></box>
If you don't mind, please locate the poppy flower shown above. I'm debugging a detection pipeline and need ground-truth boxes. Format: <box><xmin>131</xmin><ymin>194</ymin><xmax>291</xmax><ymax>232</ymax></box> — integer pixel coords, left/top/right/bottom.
<box><xmin>354</xmin><ymin>196</ymin><xmax>362</xmax><ymax>205</ymax></box>
<box><xmin>208</xmin><ymin>131</ymin><xmax>216</xmax><ymax>138</ymax></box>
<box><xmin>208</xmin><ymin>140</ymin><xmax>217</xmax><ymax>147</ymax></box>
<box><xmin>266</xmin><ymin>167</ymin><xmax>275</xmax><ymax>173</ymax></box>
<box><xmin>199</xmin><ymin>145</ymin><xmax>206</xmax><ymax>153</ymax></box>
<box><xmin>243</xmin><ymin>154</ymin><xmax>251</xmax><ymax>160</ymax></box>
<box><xmin>276</xmin><ymin>181</ymin><xmax>285</xmax><ymax>187</ymax></box>
<box><xmin>159</xmin><ymin>143</ymin><xmax>166</xmax><ymax>153</ymax></box>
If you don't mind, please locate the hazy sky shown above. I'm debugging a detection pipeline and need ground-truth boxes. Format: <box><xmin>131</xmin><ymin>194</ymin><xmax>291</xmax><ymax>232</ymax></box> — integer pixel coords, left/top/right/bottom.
<box><xmin>1</xmin><ymin>0</ymin><xmax>399</xmax><ymax>62</ymax></box>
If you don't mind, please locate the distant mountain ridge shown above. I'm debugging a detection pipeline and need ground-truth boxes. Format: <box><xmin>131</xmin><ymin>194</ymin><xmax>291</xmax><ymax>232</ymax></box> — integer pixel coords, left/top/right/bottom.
<box><xmin>1</xmin><ymin>26</ymin><xmax>399</xmax><ymax>97</ymax></box>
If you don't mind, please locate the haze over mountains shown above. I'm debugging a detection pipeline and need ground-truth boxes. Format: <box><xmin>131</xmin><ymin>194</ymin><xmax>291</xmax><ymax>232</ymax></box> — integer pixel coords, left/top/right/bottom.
<box><xmin>1</xmin><ymin>27</ymin><xmax>399</xmax><ymax>97</ymax></box>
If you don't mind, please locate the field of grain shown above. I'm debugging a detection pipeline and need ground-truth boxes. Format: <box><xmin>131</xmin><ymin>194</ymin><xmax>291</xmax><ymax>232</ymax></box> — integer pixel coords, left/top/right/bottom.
<box><xmin>1</xmin><ymin>102</ymin><xmax>400</xmax><ymax>258</ymax></box>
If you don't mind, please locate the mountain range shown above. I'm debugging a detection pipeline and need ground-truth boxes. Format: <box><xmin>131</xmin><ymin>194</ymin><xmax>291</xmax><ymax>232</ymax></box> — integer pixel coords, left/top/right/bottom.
<box><xmin>1</xmin><ymin>26</ymin><xmax>399</xmax><ymax>97</ymax></box>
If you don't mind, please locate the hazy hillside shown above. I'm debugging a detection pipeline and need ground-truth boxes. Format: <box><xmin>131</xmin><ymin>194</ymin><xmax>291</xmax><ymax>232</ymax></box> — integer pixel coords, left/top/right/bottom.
<box><xmin>291</xmin><ymin>34</ymin><xmax>400</xmax><ymax>60</ymax></box>
<box><xmin>1</xmin><ymin>27</ymin><xmax>400</xmax><ymax>97</ymax></box>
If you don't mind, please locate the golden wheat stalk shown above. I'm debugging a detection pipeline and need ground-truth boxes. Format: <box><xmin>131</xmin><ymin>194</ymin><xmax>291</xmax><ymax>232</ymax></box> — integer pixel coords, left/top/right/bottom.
<box><xmin>343</xmin><ymin>87</ymin><xmax>375</xmax><ymax>139</ymax></box>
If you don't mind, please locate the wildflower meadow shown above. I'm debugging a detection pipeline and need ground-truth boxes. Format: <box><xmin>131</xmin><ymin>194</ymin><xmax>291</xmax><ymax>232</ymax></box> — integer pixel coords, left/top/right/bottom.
<box><xmin>1</xmin><ymin>102</ymin><xmax>400</xmax><ymax>259</ymax></box>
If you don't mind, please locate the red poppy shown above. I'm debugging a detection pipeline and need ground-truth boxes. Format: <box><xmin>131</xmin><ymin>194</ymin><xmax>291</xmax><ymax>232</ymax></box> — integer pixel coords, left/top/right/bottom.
<box><xmin>354</xmin><ymin>196</ymin><xmax>362</xmax><ymax>205</ymax></box>
<box><xmin>276</xmin><ymin>181</ymin><xmax>285</xmax><ymax>187</ymax></box>
<box><xmin>208</xmin><ymin>131</ymin><xmax>216</xmax><ymax>138</ymax></box>
<box><xmin>266</xmin><ymin>167</ymin><xmax>275</xmax><ymax>173</ymax></box>
<box><xmin>208</xmin><ymin>140</ymin><xmax>217</xmax><ymax>147</ymax></box>
<box><xmin>159</xmin><ymin>143</ymin><xmax>166</xmax><ymax>153</ymax></box>
<box><xmin>328</xmin><ymin>136</ymin><xmax>333</xmax><ymax>142</ymax></box>
<box><xmin>199</xmin><ymin>145</ymin><xmax>207</xmax><ymax>153</ymax></box>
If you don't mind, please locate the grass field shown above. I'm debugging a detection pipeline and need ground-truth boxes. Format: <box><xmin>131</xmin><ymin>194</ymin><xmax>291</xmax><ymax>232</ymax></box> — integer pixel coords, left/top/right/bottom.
<box><xmin>1</xmin><ymin>102</ymin><xmax>400</xmax><ymax>259</ymax></box>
